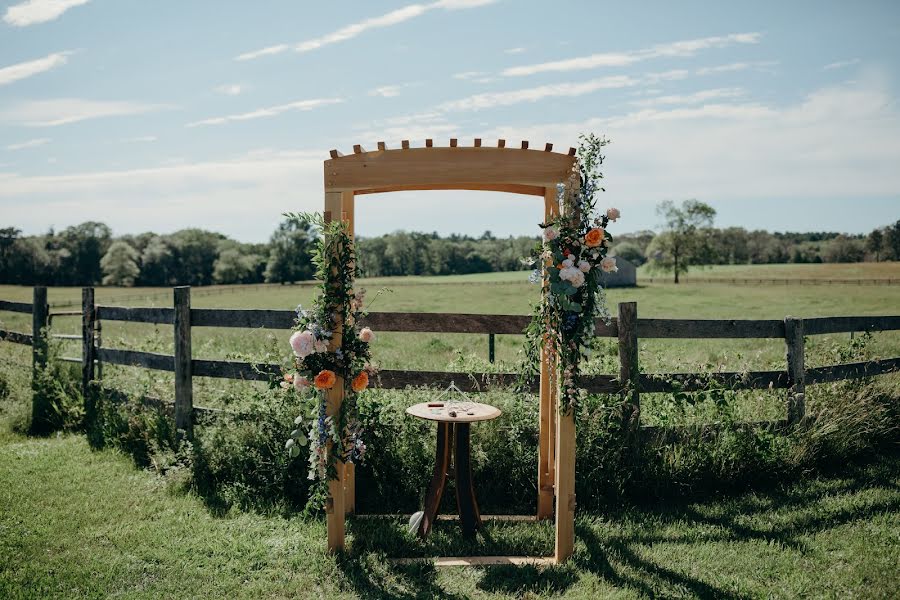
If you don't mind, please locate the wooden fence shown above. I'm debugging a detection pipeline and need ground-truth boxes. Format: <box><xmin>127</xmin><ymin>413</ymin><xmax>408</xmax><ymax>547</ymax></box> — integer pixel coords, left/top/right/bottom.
<box><xmin>2</xmin><ymin>286</ymin><xmax>900</xmax><ymax>436</ymax></box>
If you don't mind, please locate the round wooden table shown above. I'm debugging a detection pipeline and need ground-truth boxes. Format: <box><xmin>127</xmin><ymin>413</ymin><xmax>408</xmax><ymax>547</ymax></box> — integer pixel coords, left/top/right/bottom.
<box><xmin>406</xmin><ymin>401</ymin><xmax>502</xmax><ymax>539</ymax></box>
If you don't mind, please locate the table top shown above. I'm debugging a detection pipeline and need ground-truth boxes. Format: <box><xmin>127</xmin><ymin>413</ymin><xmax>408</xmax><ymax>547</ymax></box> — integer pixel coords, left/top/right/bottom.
<box><xmin>406</xmin><ymin>401</ymin><xmax>502</xmax><ymax>423</ymax></box>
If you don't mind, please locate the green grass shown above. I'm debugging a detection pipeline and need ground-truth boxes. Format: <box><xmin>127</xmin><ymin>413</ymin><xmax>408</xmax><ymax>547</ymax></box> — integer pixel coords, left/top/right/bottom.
<box><xmin>1</xmin><ymin>431</ymin><xmax>897</xmax><ymax>599</ymax></box>
<box><xmin>642</xmin><ymin>261</ymin><xmax>900</xmax><ymax>281</ymax></box>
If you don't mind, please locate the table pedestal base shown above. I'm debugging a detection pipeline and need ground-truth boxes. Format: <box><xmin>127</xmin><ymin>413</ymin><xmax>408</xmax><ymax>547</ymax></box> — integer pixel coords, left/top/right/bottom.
<box><xmin>418</xmin><ymin>421</ymin><xmax>482</xmax><ymax>538</ymax></box>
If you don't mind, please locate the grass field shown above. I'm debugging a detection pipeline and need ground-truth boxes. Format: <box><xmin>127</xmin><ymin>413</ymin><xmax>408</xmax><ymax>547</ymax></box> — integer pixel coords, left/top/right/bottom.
<box><xmin>1</xmin><ymin>432</ymin><xmax>897</xmax><ymax>599</ymax></box>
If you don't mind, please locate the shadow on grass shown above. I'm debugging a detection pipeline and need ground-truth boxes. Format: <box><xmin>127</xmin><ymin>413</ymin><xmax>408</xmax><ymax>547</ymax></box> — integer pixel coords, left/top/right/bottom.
<box><xmin>335</xmin><ymin>454</ymin><xmax>899</xmax><ymax>599</ymax></box>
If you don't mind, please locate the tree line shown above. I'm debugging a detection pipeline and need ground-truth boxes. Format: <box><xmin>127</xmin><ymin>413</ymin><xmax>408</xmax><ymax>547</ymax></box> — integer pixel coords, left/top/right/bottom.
<box><xmin>1</xmin><ymin>209</ymin><xmax>897</xmax><ymax>287</ymax></box>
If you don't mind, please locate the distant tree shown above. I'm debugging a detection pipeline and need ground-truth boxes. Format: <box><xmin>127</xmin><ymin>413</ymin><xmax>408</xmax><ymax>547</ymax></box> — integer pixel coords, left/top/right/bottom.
<box><xmin>884</xmin><ymin>220</ymin><xmax>900</xmax><ymax>261</ymax></box>
<box><xmin>213</xmin><ymin>247</ymin><xmax>258</xmax><ymax>284</ymax></box>
<box><xmin>0</xmin><ymin>227</ymin><xmax>21</xmax><ymax>282</ymax></box>
<box><xmin>264</xmin><ymin>218</ymin><xmax>315</xmax><ymax>283</ymax></box>
<box><xmin>139</xmin><ymin>236</ymin><xmax>174</xmax><ymax>285</ymax></box>
<box><xmin>866</xmin><ymin>228</ymin><xmax>884</xmax><ymax>262</ymax></box>
<box><xmin>646</xmin><ymin>200</ymin><xmax>717</xmax><ymax>283</ymax></box>
<box><xmin>58</xmin><ymin>222</ymin><xmax>112</xmax><ymax>285</ymax></box>
<box><xmin>611</xmin><ymin>241</ymin><xmax>647</xmax><ymax>266</ymax></box>
<box><xmin>823</xmin><ymin>235</ymin><xmax>865</xmax><ymax>263</ymax></box>
<box><xmin>168</xmin><ymin>229</ymin><xmax>226</xmax><ymax>285</ymax></box>
<box><xmin>101</xmin><ymin>241</ymin><xmax>140</xmax><ymax>286</ymax></box>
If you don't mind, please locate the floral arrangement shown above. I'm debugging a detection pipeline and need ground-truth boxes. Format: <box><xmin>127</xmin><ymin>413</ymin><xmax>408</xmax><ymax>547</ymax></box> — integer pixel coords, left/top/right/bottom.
<box><xmin>522</xmin><ymin>133</ymin><xmax>619</xmax><ymax>413</ymax></box>
<box><xmin>280</xmin><ymin>212</ymin><xmax>374</xmax><ymax>504</ymax></box>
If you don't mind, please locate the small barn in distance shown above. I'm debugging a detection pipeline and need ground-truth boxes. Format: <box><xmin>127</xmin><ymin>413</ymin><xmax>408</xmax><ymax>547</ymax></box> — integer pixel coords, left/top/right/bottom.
<box><xmin>601</xmin><ymin>256</ymin><xmax>637</xmax><ymax>287</ymax></box>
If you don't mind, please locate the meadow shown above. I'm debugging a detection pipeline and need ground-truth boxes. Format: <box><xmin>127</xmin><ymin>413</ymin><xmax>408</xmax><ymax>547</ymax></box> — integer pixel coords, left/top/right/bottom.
<box><xmin>1</xmin><ymin>263</ymin><xmax>899</xmax><ymax>598</ymax></box>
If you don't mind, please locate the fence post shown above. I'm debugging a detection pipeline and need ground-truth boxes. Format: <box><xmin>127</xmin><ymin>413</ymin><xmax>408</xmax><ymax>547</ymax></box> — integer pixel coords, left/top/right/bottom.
<box><xmin>174</xmin><ymin>286</ymin><xmax>193</xmax><ymax>439</ymax></box>
<box><xmin>785</xmin><ymin>316</ymin><xmax>805</xmax><ymax>425</ymax></box>
<box><xmin>82</xmin><ymin>288</ymin><xmax>96</xmax><ymax>431</ymax></box>
<box><xmin>30</xmin><ymin>286</ymin><xmax>50</xmax><ymax>432</ymax></box>
<box><xmin>488</xmin><ymin>333</ymin><xmax>495</xmax><ymax>363</ymax></box>
<box><xmin>618</xmin><ymin>302</ymin><xmax>640</xmax><ymax>432</ymax></box>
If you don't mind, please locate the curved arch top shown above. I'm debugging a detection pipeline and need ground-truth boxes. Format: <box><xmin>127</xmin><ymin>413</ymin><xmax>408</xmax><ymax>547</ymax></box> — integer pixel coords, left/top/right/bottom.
<box><xmin>324</xmin><ymin>141</ymin><xmax>577</xmax><ymax>196</ymax></box>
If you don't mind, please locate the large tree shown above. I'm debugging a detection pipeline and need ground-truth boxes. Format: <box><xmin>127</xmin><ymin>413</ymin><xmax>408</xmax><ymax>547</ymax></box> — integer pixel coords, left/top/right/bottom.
<box><xmin>647</xmin><ymin>199</ymin><xmax>717</xmax><ymax>283</ymax></box>
<box><xmin>264</xmin><ymin>218</ymin><xmax>315</xmax><ymax>283</ymax></box>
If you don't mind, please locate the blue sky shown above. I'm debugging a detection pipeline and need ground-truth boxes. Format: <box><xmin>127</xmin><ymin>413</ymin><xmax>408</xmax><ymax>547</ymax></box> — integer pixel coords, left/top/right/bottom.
<box><xmin>1</xmin><ymin>0</ymin><xmax>899</xmax><ymax>242</ymax></box>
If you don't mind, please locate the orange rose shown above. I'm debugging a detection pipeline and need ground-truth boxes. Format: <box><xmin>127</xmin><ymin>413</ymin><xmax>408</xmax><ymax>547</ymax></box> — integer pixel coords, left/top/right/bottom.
<box><xmin>584</xmin><ymin>227</ymin><xmax>604</xmax><ymax>247</ymax></box>
<box><xmin>314</xmin><ymin>369</ymin><xmax>337</xmax><ymax>389</ymax></box>
<box><xmin>351</xmin><ymin>371</ymin><xmax>369</xmax><ymax>393</ymax></box>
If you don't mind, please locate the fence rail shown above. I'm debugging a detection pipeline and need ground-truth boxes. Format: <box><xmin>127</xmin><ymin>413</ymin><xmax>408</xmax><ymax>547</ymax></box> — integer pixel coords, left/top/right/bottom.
<box><xmin>2</xmin><ymin>286</ymin><xmax>899</xmax><ymax>437</ymax></box>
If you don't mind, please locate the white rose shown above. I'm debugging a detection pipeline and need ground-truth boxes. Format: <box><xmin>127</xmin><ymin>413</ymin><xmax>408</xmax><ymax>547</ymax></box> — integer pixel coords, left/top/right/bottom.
<box><xmin>577</xmin><ymin>260</ymin><xmax>591</xmax><ymax>273</ymax></box>
<box><xmin>560</xmin><ymin>266</ymin><xmax>583</xmax><ymax>286</ymax></box>
<box><xmin>600</xmin><ymin>256</ymin><xmax>618</xmax><ymax>273</ymax></box>
<box><xmin>543</xmin><ymin>227</ymin><xmax>558</xmax><ymax>241</ymax></box>
<box><xmin>568</xmin><ymin>269</ymin><xmax>585</xmax><ymax>287</ymax></box>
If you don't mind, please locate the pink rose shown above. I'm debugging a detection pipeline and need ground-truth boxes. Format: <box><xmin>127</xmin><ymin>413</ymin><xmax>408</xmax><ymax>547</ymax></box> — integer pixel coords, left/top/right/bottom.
<box><xmin>290</xmin><ymin>330</ymin><xmax>315</xmax><ymax>358</ymax></box>
<box><xmin>294</xmin><ymin>376</ymin><xmax>309</xmax><ymax>392</ymax></box>
<box><xmin>577</xmin><ymin>260</ymin><xmax>591</xmax><ymax>273</ymax></box>
<box><xmin>543</xmin><ymin>227</ymin><xmax>558</xmax><ymax>241</ymax></box>
<box><xmin>359</xmin><ymin>327</ymin><xmax>375</xmax><ymax>343</ymax></box>
<box><xmin>606</xmin><ymin>207</ymin><xmax>620</xmax><ymax>221</ymax></box>
<box><xmin>314</xmin><ymin>340</ymin><xmax>328</xmax><ymax>353</ymax></box>
<box><xmin>600</xmin><ymin>256</ymin><xmax>618</xmax><ymax>273</ymax></box>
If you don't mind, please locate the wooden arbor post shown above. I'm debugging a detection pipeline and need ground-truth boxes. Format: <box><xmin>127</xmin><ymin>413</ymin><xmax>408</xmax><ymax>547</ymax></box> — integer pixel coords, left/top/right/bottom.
<box><xmin>322</xmin><ymin>139</ymin><xmax>578</xmax><ymax>561</ymax></box>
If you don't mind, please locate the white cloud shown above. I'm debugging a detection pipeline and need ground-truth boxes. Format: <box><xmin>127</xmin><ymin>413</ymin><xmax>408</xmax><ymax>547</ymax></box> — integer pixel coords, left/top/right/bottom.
<box><xmin>0</xmin><ymin>51</ymin><xmax>72</xmax><ymax>86</ymax></box>
<box><xmin>482</xmin><ymin>74</ymin><xmax>900</xmax><ymax>215</ymax></box>
<box><xmin>215</xmin><ymin>84</ymin><xmax>244</xmax><ymax>96</ymax></box>
<box><xmin>437</xmin><ymin>70</ymin><xmax>687</xmax><ymax>112</ymax></box>
<box><xmin>186</xmin><ymin>98</ymin><xmax>343</xmax><ymax>127</ymax></box>
<box><xmin>6</xmin><ymin>138</ymin><xmax>50</xmax><ymax>150</ymax></box>
<box><xmin>502</xmin><ymin>32</ymin><xmax>761</xmax><ymax>76</ymax></box>
<box><xmin>696</xmin><ymin>61</ymin><xmax>778</xmax><ymax>75</ymax></box>
<box><xmin>1</xmin><ymin>98</ymin><xmax>172</xmax><ymax>127</ymax></box>
<box><xmin>368</xmin><ymin>84</ymin><xmax>411</xmax><ymax>98</ymax></box>
<box><xmin>823</xmin><ymin>58</ymin><xmax>860</xmax><ymax>71</ymax></box>
<box><xmin>4</xmin><ymin>0</ymin><xmax>89</xmax><ymax>26</ymax></box>
<box><xmin>454</xmin><ymin>71</ymin><xmax>488</xmax><ymax>80</ymax></box>
<box><xmin>505</xmin><ymin>47</ymin><xmax>526</xmax><ymax>54</ymax></box>
<box><xmin>124</xmin><ymin>136</ymin><xmax>157</xmax><ymax>143</ymax></box>
<box><xmin>236</xmin><ymin>0</ymin><xmax>498</xmax><ymax>60</ymax></box>
<box><xmin>438</xmin><ymin>76</ymin><xmax>640</xmax><ymax>111</ymax></box>
<box><xmin>630</xmin><ymin>88</ymin><xmax>745</xmax><ymax>108</ymax></box>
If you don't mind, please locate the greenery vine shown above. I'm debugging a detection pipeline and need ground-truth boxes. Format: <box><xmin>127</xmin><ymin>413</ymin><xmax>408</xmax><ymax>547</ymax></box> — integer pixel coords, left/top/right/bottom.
<box><xmin>520</xmin><ymin>133</ymin><xmax>620</xmax><ymax>414</ymax></box>
<box><xmin>279</xmin><ymin>212</ymin><xmax>375</xmax><ymax>507</ymax></box>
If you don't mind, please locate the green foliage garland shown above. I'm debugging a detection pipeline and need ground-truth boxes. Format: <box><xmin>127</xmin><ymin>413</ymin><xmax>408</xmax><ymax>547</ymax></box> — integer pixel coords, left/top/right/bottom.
<box><xmin>280</xmin><ymin>212</ymin><xmax>375</xmax><ymax>506</ymax></box>
<box><xmin>521</xmin><ymin>133</ymin><xmax>620</xmax><ymax>414</ymax></box>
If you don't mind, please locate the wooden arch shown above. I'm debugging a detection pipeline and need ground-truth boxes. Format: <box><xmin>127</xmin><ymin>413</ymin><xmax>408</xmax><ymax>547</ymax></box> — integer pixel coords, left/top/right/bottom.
<box><xmin>323</xmin><ymin>138</ymin><xmax>578</xmax><ymax>564</ymax></box>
